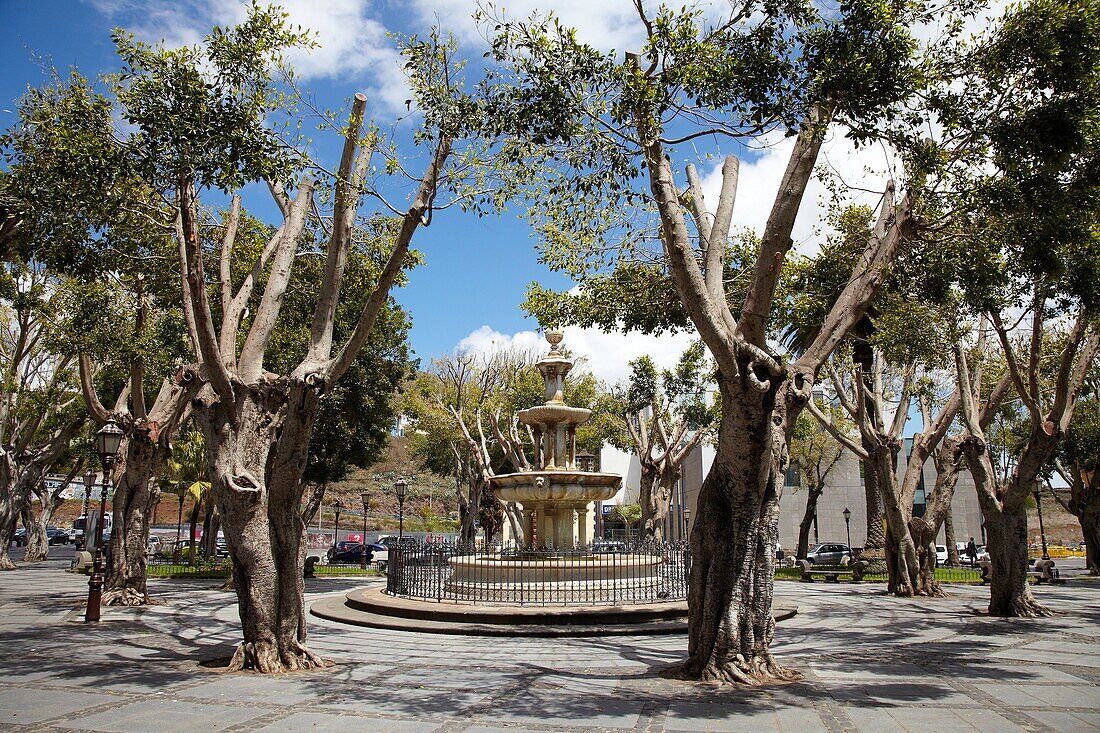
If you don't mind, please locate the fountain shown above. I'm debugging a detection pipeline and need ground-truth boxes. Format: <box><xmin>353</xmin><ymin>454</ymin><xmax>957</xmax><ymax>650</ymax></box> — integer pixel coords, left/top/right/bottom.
<box><xmin>311</xmin><ymin>331</ymin><xmax>694</xmax><ymax>628</ymax></box>
<box><xmin>441</xmin><ymin>331</ymin><xmax>666</xmax><ymax>603</ymax></box>
<box><xmin>491</xmin><ymin>329</ymin><xmax>621</xmax><ymax>548</ymax></box>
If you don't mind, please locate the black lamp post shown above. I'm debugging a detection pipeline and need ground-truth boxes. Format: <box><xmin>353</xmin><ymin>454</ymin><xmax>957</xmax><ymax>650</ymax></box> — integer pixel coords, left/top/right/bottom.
<box><xmin>174</xmin><ymin>486</ymin><xmax>185</xmax><ymax>564</ymax></box>
<box><xmin>360</xmin><ymin>492</ymin><xmax>370</xmax><ymax>569</ymax></box>
<box><xmin>79</xmin><ymin>469</ymin><xmax>96</xmax><ymax>551</ymax></box>
<box><xmin>395</xmin><ymin>478</ymin><xmax>408</xmax><ymax>538</ymax></box>
<box><xmin>1035</xmin><ymin>484</ymin><xmax>1050</xmax><ymax>560</ymax></box>
<box><xmin>332</xmin><ymin>500</ymin><xmax>343</xmax><ymax>552</ymax></box>
<box><xmin>85</xmin><ymin>419</ymin><xmax>124</xmax><ymax>623</ymax></box>
<box><xmin>683</xmin><ymin>507</ymin><xmax>691</xmax><ymax>541</ymax></box>
<box><xmin>842</xmin><ymin>507</ymin><xmax>853</xmax><ymax>561</ymax></box>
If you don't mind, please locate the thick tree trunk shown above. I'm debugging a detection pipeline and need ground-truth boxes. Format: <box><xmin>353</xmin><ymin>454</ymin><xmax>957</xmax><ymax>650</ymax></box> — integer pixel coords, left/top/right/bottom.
<box><xmin>21</xmin><ymin>501</ymin><xmax>51</xmax><ymax>562</ymax></box>
<box><xmin>202</xmin><ymin>505</ymin><xmax>220</xmax><ymax>560</ymax></box>
<box><xmin>1068</xmin><ymin>472</ymin><xmax>1099</xmax><ymax>575</ymax></box>
<box><xmin>682</xmin><ymin>380</ymin><xmax>797</xmax><ymax>684</ymax></box>
<box><xmin>196</xmin><ymin>380</ymin><xmax>331</xmax><ymax>673</ymax></box>
<box><xmin>1079</xmin><ymin>510</ymin><xmax>1100</xmax><ymax>575</ymax></box>
<box><xmin>300</xmin><ymin>482</ymin><xmax>326</xmax><ymax>526</ymax></box>
<box><xmin>983</xmin><ymin>499</ymin><xmax>1051</xmax><ymax>617</ymax></box>
<box><xmin>862</xmin><ymin>462</ymin><xmax>886</xmax><ymax>550</ymax></box>
<box><xmin>0</xmin><ymin>487</ymin><xmax>22</xmax><ymax>570</ymax></box>
<box><xmin>880</xmin><ymin>487</ymin><xmax>921</xmax><ymax>596</ymax></box>
<box><xmin>0</xmin><ymin>464</ymin><xmax>34</xmax><ymax>570</ymax></box>
<box><xmin>459</xmin><ymin>481</ymin><xmax>481</xmax><ymax>545</ymax></box>
<box><xmin>104</xmin><ymin>437</ymin><xmax>167</xmax><ymax>606</ymax></box>
<box><xmin>944</xmin><ymin>509</ymin><xmax>959</xmax><ymax>566</ymax></box>
<box><xmin>641</xmin><ymin>469</ymin><xmax>675</xmax><ymax>543</ymax></box>
<box><xmin>903</xmin><ymin>445</ymin><xmax>961</xmax><ymax>598</ymax></box>
<box><xmin>503</xmin><ymin>500</ymin><xmax>525</xmax><ymax>546</ymax></box>
<box><xmin>796</xmin><ymin>485</ymin><xmax>823</xmax><ymax>559</ymax></box>
<box><xmin>907</xmin><ymin>516</ymin><xmax>946</xmax><ymax>598</ymax></box>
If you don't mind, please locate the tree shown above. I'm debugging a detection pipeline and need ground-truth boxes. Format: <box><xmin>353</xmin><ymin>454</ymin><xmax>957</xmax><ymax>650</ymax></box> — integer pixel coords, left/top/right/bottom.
<box><xmin>1052</xmin><ymin>381</ymin><xmax>1099</xmax><ymax>574</ymax></box>
<box><xmin>599</xmin><ymin>344</ymin><xmax>716</xmax><ymax>541</ymax></box>
<box><xmin>480</xmin><ymin>0</ymin><xmax>930</xmax><ymax>682</ymax></box>
<box><xmin>611</xmin><ymin>502</ymin><xmax>642</xmax><ymax>534</ymax></box>
<box><xmin>2</xmin><ymin>67</ymin><xmax>198</xmax><ymax>603</ymax></box>
<box><xmin>935</xmin><ymin>0</ymin><xmax>1100</xmax><ymax>616</ymax></box>
<box><xmin>0</xmin><ymin>261</ymin><xmax>87</xmax><ymax>569</ymax></box>
<box><xmin>91</xmin><ymin>8</ymin><xmax>489</xmax><ymax>670</ymax></box>
<box><xmin>787</xmin><ymin>411</ymin><xmax>843</xmax><ymax>560</ymax></box>
<box><xmin>21</xmin><ymin>460</ymin><xmax>86</xmax><ymax>561</ymax></box>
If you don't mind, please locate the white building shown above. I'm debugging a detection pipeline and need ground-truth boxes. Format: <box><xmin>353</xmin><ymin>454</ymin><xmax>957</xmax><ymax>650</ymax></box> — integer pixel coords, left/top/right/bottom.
<box><xmin>599</xmin><ymin>440</ymin><xmax>986</xmax><ymax>550</ymax></box>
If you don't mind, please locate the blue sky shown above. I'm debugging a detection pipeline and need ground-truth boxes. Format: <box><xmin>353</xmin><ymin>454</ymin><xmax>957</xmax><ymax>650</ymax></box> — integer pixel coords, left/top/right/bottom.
<box><xmin>0</xmin><ymin>1</ymin><xmax>581</xmax><ymax>368</ymax></box>
<box><xmin>0</xmin><ymin>0</ymin><xmax>893</xmax><ymax>385</ymax></box>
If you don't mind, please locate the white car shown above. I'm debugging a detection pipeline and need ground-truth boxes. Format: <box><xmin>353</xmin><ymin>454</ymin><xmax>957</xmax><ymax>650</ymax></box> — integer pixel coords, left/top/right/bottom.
<box><xmin>935</xmin><ymin>545</ymin><xmax>948</xmax><ymax>566</ymax></box>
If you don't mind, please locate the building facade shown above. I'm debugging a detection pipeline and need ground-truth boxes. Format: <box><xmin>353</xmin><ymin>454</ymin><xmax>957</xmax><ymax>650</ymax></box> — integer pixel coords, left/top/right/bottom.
<box><xmin>600</xmin><ymin>441</ymin><xmax>987</xmax><ymax>551</ymax></box>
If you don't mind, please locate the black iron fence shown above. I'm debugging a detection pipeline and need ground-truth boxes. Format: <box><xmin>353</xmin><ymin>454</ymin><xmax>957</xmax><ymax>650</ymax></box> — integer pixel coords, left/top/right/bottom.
<box><xmin>385</xmin><ymin>541</ymin><xmax>690</xmax><ymax>606</ymax></box>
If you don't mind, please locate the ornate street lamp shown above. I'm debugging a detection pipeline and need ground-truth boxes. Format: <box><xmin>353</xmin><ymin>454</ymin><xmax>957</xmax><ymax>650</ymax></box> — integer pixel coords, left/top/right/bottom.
<box><xmin>85</xmin><ymin>419</ymin><xmax>124</xmax><ymax>623</ymax></box>
<box><xmin>842</xmin><ymin>507</ymin><xmax>853</xmax><ymax>561</ymax></box>
<box><xmin>683</xmin><ymin>507</ymin><xmax>691</xmax><ymax>541</ymax></box>
<box><xmin>395</xmin><ymin>478</ymin><xmax>408</xmax><ymax>538</ymax></box>
<box><xmin>79</xmin><ymin>469</ymin><xmax>96</xmax><ymax>551</ymax></box>
<box><xmin>332</xmin><ymin>500</ymin><xmax>343</xmax><ymax>553</ymax></box>
<box><xmin>360</xmin><ymin>491</ymin><xmax>370</xmax><ymax>569</ymax></box>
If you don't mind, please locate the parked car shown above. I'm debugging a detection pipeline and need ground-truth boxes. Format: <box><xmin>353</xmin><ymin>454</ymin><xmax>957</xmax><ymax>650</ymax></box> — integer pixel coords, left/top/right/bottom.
<box><xmin>327</xmin><ymin>540</ymin><xmax>363</xmax><ymax>561</ymax></box>
<box><xmin>976</xmin><ymin>545</ymin><xmax>990</xmax><ymax>562</ymax></box>
<box><xmin>935</xmin><ymin>545</ymin><xmax>948</xmax><ymax>566</ymax></box>
<box><xmin>592</xmin><ymin>540</ymin><xmax>628</xmax><ymax>554</ymax></box>
<box><xmin>15</xmin><ymin>527</ymin><xmax>69</xmax><ymax>546</ymax></box>
<box><xmin>378</xmin><ymin>535</ymin><xmax>418</xmax><ymax>548</ymax></box>
<box><xmin>329</xmin><ymin>543</ymin><xmax>386</xmax><ymax>565</ymax></box>
<box><xmin>804</xmin><ymin>543</ymin><xmax>852</xmax><ymax>565</ymax></box>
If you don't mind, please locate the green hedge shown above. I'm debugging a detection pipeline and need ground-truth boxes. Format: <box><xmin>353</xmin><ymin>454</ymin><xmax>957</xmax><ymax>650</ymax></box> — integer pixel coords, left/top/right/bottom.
<box><xmin>311</xmin><ymin>565</ymin><xmax>379</xmax><ymax>577</ymax></box>
<box><xmin>147</xmin><ymin>563</ymin><xmax>230</xmax><ymax>578</ymax></box>
<box><xmin>146</xmin><ymin>563</ymin><xmax>381</xmax><ymax>579</ymax></box>
<box><xmin>776</xmin><ymin>565</ymin><xmax>982</xmax><ymax>583</ymax></box>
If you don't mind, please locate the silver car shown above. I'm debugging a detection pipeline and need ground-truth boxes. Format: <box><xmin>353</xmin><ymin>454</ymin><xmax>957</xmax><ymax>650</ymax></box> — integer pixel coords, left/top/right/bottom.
<box><xmin>805</xmin><ymin>543</ymin><xmax>851</xmax><ymax>565</ymax></box>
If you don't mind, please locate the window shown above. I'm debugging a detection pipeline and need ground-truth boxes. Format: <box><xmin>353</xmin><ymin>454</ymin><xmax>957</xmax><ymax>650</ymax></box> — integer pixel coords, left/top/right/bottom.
<box><xmin>784</xmin><ymin>465</ymin><xmax>802</xmax><ymax>488</ymax></box>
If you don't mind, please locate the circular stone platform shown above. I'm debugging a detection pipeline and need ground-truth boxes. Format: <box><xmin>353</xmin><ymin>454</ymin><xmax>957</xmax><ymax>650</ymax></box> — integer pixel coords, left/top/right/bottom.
<box><xmin>309</xmin><ymin>586</ymin><xmax>797</xmax><ymax>637</ymax></box>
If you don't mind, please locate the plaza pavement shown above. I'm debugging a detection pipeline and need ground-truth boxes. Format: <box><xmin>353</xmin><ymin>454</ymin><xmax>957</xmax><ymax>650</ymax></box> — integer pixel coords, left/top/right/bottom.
<box><xmin>0</xmin><ymin>555</ymin><xmax>1098</xmax><ymax>733</ymax></box>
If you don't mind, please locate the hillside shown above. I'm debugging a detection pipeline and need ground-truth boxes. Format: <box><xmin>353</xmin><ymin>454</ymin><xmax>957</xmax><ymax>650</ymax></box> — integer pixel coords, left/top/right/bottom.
<box><xmin>316</xmin><ymin>434</ymin><xmax>460</xmax><ymax>533</ymax></box>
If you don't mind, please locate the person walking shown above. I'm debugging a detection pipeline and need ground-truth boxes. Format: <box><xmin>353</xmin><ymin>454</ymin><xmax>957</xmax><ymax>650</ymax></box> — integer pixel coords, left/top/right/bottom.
<box><xmin>966</xmin><ymin>537</ymin><xmax>978</xmax><ymax>567</ymax></box>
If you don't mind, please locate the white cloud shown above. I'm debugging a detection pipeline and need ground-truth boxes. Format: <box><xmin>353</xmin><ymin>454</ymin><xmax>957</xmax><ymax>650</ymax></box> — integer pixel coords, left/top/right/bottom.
<box><xmin>454</xmin><ymin>324</ymin><xmax>698</xmax><ymax>385</ymax></box>
<box><xmin>700</xmin><ymin>126</ymin><xmax>897</xmax><ymax>255</ymax></box>
<box><xmin>93</xmin><ymin>0</ymin><xmax>409</xmax><ymax>114</ymax></box>
<box><xmin>408</xmin><ymin>1</ymin><xmax>646</xmax><ymax>54</ymax></box>
<box><xmin>407</xmin><ymin>0</ymin><xmax>743</xmax><ymax>55</ymax></box>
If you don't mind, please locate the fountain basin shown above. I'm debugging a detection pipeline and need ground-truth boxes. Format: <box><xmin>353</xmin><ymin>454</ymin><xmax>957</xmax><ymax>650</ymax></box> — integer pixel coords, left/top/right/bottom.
<box><xmin>444</xmin><ymin>552</ymin><xmax>664</xmax><ymax>604</ymax></box>
<box><xmin>491</xmin><ymin>471</ymin><xmax>620</xmax><ymax>504</ymax></box>
<box><xmin>517</xmin><ymin>403</ymin><xmax>592</xmax><ymax>427</ymax></box>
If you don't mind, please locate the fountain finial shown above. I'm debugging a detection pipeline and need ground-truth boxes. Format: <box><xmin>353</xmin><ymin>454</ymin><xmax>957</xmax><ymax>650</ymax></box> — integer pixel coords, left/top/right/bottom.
<box><xmin>545</xmin><ymin>329</ymin><xmax>564</xmax><ymax>353</ymax></box>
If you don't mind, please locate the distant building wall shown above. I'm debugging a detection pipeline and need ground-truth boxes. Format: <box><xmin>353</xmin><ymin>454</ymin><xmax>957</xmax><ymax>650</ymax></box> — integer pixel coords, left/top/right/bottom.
<box><xmin>604</xmin><ymin>442</ymin><xmax>987</xmax><ymax>551</ymax></box>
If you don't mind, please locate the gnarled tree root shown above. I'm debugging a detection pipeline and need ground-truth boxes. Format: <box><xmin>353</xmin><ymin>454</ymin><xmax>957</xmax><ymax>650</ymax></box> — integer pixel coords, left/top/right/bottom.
<box><xmin>675</xmin><ymin>653</ymin><xmax>802</xmax><ymax>686</ymax></box>
<box><xmin>989</xmin><ymin>596</ymin><xmax>1057</xmax><ymax>619</ymax></box>
<box><xmin>102</xmin><ymin>588</ymin><xmax>159</xmax><ymax>607</ymax></box>
<box><xmin>226</xmin><ymin>639</ymin><xmax>334</xmax><ymax>674</ymax></box>
<box><xmin>0</xmin><ymin>558</ymin><xmax>17</xmax><ymax>571</ymax></box>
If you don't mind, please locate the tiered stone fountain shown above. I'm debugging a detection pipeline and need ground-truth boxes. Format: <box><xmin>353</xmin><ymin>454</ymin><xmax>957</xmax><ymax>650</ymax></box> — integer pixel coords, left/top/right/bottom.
<box><xmin>490</xmin><ymin>330</ymin><xmax>621</xmax><ymax>548</ymax></box>
<box><xmin>443</xmin><ymin>331</ymin><xmax>663</xmax><ymax>603</ymax></box>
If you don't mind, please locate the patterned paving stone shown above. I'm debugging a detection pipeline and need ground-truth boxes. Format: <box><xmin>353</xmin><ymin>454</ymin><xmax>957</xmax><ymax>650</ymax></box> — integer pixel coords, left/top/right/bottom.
<box><xmin>1</xmin><ymin>559</ymin><xmax>1099</xmax><ymax>733</ymax></box>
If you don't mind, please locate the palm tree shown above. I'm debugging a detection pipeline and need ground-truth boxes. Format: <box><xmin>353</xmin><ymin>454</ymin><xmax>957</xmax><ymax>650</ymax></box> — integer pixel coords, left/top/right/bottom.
<box><xmin>165</xmin><ymin>429</ymin><xmax>210</xmax><ymax>564</ymax></box>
